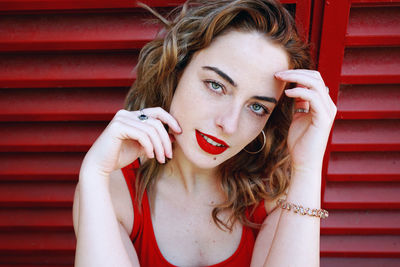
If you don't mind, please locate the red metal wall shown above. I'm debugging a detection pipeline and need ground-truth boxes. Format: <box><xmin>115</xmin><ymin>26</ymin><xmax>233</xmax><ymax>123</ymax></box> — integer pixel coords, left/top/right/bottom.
<box><xmin>0</xmin><ymin>0</ymin><xmax>398</xmax><ymax>266</ymax></box>
<box><xmin>318</xmin><ymin>0</ymin><xmax>400</xmax><ymax>266</ymax></box>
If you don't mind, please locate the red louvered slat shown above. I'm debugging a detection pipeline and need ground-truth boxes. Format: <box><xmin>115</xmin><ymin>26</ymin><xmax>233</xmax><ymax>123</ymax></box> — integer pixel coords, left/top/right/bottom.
<box><xmin>337</xmin><ymin>84</ymin><xmax>400</xmax><ymax>119</ymax></box>
<box><xmin>0</xmin><ymin>122</ymin><xmax>106</xmax><ymax>152</ymax></box>
<box><xmin>0</xmin><ymin>87</ymin><xmax>126</xmax><ymax>122</ymax></box>
<box><xmin>345</xmin><ymin>6</ymin><xmax>400</xmax><ymax>46</ymax></box>
<box><xmin>327</xmin><ymin>151</ymin><xmax>400</xmax><ymax>182</ymax></box>
<box><xmin>0</xmin><ymin>0</ymin><xmax>186</xmax><ymax>11</ymax></box>
<box><xmin>321</xmin><ymin>210</ymin><xmax>400</xmax><ymax>235</ymax></box>
<box><xmin>351</xmin><ymin>0</ymin><xmax>400</xmax><ymax>7</ymax></box>
<box><xmin>0</xmin><ymin>181</ymin><xmax>75</xmax><ymax>207</ymax></box>
<box><xmin>321</xmin><ymin>235</ymin><xmax>400</xmax><ymax>257</ymax></box>
<box><xmin>341</xmin><ymin>47</ymin><xmax>400</xmax><ymax>84</ymax></box>
<box><xmin>0</xmin><ymin>0</ymin><xmax>298</xmax><ymax>11</ymax></box>
<box><xmin>0</xmin><ymin>12</ymin><xmax>159</xmax><ymax>52</ymax></box>
<box><xmin>321</xmin><ymin>257</ymin><xmax>400</xmax><ymax>267</ymax></box>
<box><xmin>324</xmin><ymin>182</ymin><xmax>400</xmax><ymax>209</ymax></box>
<box><xmin>0</xmin><ymin>265</ymin><xmax>73</xmax><ymax>267</ymax></box>
<box><xmin>0</xmin><ymin>53</ymin><xmax>137</xmax><ymax>88</ymax></box>
<box><xmin>0</xmin><ymin>207</ymin><xmax>72</xmax><ymax>231</ymax></box>
<box><xmin>0</xmin><ymin>152</ymin><xmax>83</xmax><ymax>181</ymax></box>
<box><xmin>0</xmin><ymin>231</ymin><xmax>74</xmax><ymax>263</ymax></box>
<box><xmin>330</xmin><ymin>119</ymin><xmax>400</xmax><ymax>151</ymax></box>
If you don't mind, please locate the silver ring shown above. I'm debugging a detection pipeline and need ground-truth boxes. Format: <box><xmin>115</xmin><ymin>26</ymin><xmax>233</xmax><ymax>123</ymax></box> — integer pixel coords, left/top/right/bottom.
<box><xmin>295</xmin><ymin>108</ymin><xmax>309</xmax><ymax>113</ymax></box>
<box><xmin>138</xmin><ymin>108</ymin><xmax>149</xmax><ymax>121</ymax></box>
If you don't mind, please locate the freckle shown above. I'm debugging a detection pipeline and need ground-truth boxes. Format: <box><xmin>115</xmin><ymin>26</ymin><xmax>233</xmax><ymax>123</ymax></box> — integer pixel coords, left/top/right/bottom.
<box><xmin>213</xmin><ymin>157</ymin><xmax>216</xmax><ymax>160</ymax></box>
<box><xmin>213</xmin><ymin>240</ymin><xmax>216</xmax><ymax>243</ymax></box>
<box><xmin>210</xmin><ymin>201</ymin><xmax>214</xmax><ymax>204</ymax></box>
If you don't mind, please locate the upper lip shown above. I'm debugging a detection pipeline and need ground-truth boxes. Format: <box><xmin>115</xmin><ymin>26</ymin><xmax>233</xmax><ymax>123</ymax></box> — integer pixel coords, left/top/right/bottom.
<box><xmin>197</xmin><ymin>130</ymin><xmax>229</xmax><ymax>147</ymax></box>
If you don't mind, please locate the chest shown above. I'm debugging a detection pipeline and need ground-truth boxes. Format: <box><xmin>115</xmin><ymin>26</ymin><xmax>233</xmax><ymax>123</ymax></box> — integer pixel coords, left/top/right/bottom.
<box><xmin>149</xmin><ymin>192</ymin><xmax>244</xmax><ymax>266</ymax></box>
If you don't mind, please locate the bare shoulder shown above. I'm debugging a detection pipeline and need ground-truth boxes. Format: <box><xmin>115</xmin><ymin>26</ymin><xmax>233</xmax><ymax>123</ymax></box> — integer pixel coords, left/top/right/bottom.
<box><xmin>72</xmin><ymin>169</ymin><xmax>134</xmax><ymax>237</ymax></box>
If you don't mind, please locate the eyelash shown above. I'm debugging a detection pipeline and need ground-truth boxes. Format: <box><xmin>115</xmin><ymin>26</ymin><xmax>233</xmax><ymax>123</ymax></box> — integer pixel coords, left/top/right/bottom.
<box><xmin>204</xmin><ymin>80</ymin><xmax>225</xmax><ymax>94</ymax></box>
<box><xmin>250</xmin><ymin>103</ymin><xmax>270</xmax><ymax>117</ymax></box>
<box><xmin>203</xmin><ymin>80</ymin><xmax>270</xmax><ymax>117</ymax></box>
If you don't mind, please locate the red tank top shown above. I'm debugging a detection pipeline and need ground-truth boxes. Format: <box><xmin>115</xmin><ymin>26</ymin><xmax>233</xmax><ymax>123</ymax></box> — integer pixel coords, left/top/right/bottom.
<box><xmin>122</xmin><ymin>161</ymin><xmax>268</xmax><ymax>267</ymax></box>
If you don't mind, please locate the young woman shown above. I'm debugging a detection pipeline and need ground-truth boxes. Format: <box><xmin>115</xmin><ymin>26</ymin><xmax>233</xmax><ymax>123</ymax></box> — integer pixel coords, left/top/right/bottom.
<box><xmin>73</xmin><ymin>0</ymin><xmax>336</xmax><ymax>266</ymax></box>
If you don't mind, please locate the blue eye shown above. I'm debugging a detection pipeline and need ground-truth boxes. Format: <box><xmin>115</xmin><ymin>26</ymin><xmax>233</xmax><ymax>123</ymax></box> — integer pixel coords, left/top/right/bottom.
<box><xmin>204</xmin><ymin>80</ymin><xmax>225</xmax><ymax>94</ymax></box>
<box><xmin>211</xmin><ymin>82</ymin><xmax>221</xmax><ymax>90</ymax></box>
<box><xmin>250</xmin><ymin>103</ymin><xmax>269</xmax><ymax>116</ymax></box>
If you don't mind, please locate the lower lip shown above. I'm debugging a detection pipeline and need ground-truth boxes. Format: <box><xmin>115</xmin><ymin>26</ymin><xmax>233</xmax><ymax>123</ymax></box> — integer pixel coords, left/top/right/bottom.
<box><xmin>195</xmin><ymin>130</ymin><xmax>228</xmax><ymax>155</ymax></box>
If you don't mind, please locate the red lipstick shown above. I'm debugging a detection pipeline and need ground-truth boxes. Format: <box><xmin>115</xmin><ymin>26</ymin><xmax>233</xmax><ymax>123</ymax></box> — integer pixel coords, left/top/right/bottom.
<box><xmin>195</xmin><ymin>130</ymin><xmax>229</xmax><ymax>155</ymax></box>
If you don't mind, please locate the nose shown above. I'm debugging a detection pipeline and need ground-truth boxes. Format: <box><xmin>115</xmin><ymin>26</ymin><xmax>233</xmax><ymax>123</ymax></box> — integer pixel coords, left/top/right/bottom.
<box><xmin>215</xmin><ymin>105</ymin><xmax>241</xmax><ymax>135</ymax></box>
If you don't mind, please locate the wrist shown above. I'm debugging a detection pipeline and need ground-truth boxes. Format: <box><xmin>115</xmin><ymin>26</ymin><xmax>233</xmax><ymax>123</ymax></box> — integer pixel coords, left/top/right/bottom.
<box><xmin>79</xmin><ymin>160</ymin><xmax>111</xmax><ymax>184</ymax></box>
<box><xmin>291</xmin><ymin>164</ymin><xmax>322</xmax><ymax>178</ymax></box>
<box><xmin>286</xmin><ymin>167</ymin><xmax>322</xmax><ymax>207</ymax></box>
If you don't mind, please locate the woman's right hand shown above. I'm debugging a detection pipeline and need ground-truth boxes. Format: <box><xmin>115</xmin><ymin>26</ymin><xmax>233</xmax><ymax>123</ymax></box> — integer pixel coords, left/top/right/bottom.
<box><xmin>81</xmin><ymin>107</ymin><xmax>182</xmax><ymax>177</ymax></box>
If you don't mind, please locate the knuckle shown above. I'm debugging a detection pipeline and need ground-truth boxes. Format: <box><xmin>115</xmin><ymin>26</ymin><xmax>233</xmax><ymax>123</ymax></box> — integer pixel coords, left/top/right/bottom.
<box><xmin>109</xmin><ymin>118</ymin><xmax>123</xmax><ymax>128</ymax></box>
<box><xmin>317</xmin><ymin>80</ymin><xmax>325</xmax><ymax>89</ymax></box>
<box><xmin>115</xmin><ymin>109</ymin><xmax>127</xmax><ymax>117</ymax></box>
<box><xmin>153</xmin><ymin>119</ymin><xmax>165</xmax><ymax>129</ymax></box>
<box><xmin>137</xmin><ymin>132</ymin><xmax>150</xmax><ymax>144</ymax></box>
<box><xmin>313</xmin><ymin>70</ymin><xmax>321</xmax><ymax>77</ymax></box>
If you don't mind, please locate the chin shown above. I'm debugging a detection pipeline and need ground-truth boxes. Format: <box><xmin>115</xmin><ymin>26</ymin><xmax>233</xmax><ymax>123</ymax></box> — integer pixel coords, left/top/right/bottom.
<box><xmin>173</xmin><ymin>134</ymin><xmax>232</xmax><ymax>170</ymax></box>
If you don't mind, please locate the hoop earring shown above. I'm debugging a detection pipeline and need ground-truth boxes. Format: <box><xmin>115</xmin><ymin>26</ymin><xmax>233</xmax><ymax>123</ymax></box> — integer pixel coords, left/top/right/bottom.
<box><xmin>244</xmin><ymin>130</ymin><xmax>266</xmax><ymax>154</ymax></box>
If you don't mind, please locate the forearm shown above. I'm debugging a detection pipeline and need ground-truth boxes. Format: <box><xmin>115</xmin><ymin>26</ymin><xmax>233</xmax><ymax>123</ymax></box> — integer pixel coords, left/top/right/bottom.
<box><xmin>75</xmin><ymin>169</ymin><xmax>135</xmax><ymax>267</ymax></box>
<box><xmin>263</xmin><ymin>168</ymin><xmax>322</xmax><ymax>267</ymax></box>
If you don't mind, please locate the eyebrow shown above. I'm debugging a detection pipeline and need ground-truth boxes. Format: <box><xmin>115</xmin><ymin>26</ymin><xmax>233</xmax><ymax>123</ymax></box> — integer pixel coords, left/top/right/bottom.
<box><xmin>202</xmin><ymin>66</ymin><xmax>237</xmax><ymax>87</ymax></box>
<box><xmin>202</xmin><ymin>65</ymin><xmax>278</xmax><ymax>104</ymax></box>
<box><xmin>253</xmin><ymin>95</ymin><xmax>278</xmax><ymax>104</ymax></box>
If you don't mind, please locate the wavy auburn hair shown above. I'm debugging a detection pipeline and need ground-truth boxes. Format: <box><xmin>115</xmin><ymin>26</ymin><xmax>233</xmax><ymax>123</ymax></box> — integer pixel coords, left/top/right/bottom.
<box><xmin>124</xmin><ymin>0</ymin><xmax>311</xmax><ymax>231</ymax></box>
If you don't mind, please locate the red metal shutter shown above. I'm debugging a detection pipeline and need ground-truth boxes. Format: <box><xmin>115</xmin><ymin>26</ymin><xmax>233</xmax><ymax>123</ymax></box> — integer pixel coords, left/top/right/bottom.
<box><xmin>0</xmin><ymin>0</ymin><xmax>313</xmax><ymax>265</ymax></box>
<box><xmin>318</xmin><ymin>0</ymin><xmax>400</xmax><ymax>266</ymax></box>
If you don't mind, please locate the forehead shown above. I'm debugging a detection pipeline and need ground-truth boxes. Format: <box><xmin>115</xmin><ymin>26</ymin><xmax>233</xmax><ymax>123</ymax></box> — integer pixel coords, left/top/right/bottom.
<box><xmin>190</xmin><ymin>30</ymin><xmax>289</xmax><ymax>96</ymax></box>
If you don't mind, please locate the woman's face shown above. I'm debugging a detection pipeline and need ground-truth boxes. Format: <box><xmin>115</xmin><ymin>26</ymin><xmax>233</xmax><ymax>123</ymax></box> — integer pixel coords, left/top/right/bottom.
<box><xmin>169</xmin><ymin>30</ymin><xmax>289</xmax><ymax>169</ymax></box>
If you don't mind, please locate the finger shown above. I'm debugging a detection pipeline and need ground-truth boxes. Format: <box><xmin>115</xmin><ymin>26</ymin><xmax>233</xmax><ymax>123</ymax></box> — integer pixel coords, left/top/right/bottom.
<box><xmin>275</xmin><ymin>70</ymin><xmax>326</xmax><ymax>95</ymax></box>
<box><xmin>129</xmin><ymin>121</ymin><xmax>167</xmax><ymax>164</ymax></box>
<box><xmin>116</xmin><ymin>112</ymin><xmax>173</xmax><ymax>159</ymax></box>
<box><xmin>144</xmin><ymin>118</ymin><xmax>173</xmax><ymax>159</ymax></box>
<box><xmin>142</xmin><ymin>107</ymin><xmax>182</xmax><ymax>133</ymax></box>
<box><xmin>114</xmin><ymin>121</ymin><xmax>155</xmax><ymax>159</ymax></box>
<box><xmin>285</xmin><ymin>87</ymin><xmax>327</xmax><ymax>116</ymax></box>
<box><xmin>292</xmin><ymin>84</ymin><xmax>310</xmax><ymax>114</ymax></box>
<box><xmin>280</xmin><ymin>69</ymin><xmax>322</xmax><ymax>80</ymax></box>
<box><xmin>294</xmin><ymin>98</ymin><xmax>310</xmax><ymax>113</ymax></box>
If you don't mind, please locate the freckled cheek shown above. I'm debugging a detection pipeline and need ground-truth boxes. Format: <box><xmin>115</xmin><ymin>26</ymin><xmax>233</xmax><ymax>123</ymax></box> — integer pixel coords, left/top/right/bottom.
<box><xmin>169</xmin><ymin>87</ymin><xmax>203</xmax><ymax>126</ymax></box>
<box><xmin>237</xmin><ymin>115</ymin><xmax>268</xmax><ymax>144</ymax></box>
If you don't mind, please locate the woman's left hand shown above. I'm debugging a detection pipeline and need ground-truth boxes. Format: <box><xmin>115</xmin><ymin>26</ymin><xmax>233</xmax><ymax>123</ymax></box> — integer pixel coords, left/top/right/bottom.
<box><xmin>274</xmin><ymin>69</ymin><xmax>337</xmax><ymax>172</ymax></box>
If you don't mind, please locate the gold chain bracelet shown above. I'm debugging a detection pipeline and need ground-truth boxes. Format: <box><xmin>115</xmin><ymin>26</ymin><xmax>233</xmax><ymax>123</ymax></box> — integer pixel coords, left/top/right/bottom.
<box><xmin>277</xmin><ymin>199</ymin><xmax>329</xmax><ymax>219</ymax></box>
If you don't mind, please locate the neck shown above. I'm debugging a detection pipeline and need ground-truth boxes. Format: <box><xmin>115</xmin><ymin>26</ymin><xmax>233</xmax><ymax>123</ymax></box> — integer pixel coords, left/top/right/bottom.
<box><xmin>162</xmin><ymin>145</ymin><xmax>220</xmax><ymax>195</ymax></box>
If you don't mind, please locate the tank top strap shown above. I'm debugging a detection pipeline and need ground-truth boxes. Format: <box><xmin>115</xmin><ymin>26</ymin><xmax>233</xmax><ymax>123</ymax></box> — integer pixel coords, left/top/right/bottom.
<box><xmin>250</xmin><ymin>199</ymin><xmax>268</xmax><ymax>224</ymax></box>
<box><xmin>121</xmin><ymin>159</ymin><xmax>143</xmax><ymax>242</ymax></box>
<box><xmin>246</xmin><ymin>199</ymin><xmax>268</xmax><ymax>236</ymax></box>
